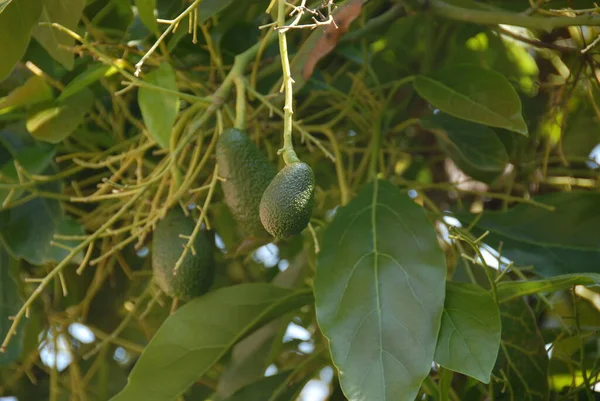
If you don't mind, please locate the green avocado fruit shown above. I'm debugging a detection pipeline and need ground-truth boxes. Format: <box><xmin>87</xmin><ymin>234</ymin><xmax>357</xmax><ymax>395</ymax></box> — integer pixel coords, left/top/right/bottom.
<box><xmin>216</xmin><ymin>128</ymin><xmax>277</xmax><ymax>238</ymax></box>
<box><xmin>259</xmin><ymin>162</ymin><xmax>315</xmax><ymax>238</ymax></box>
<box><xmin>152</xmin><ymin>208</ymin><xmax>215</xmax><ymax>300</ymax></box>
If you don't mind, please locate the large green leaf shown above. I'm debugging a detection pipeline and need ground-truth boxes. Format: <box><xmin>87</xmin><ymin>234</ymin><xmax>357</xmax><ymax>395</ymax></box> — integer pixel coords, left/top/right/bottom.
<box><xmin>497</xmin><ymin>273</ymin><xmax>600</xmax><ymax>303</ymax></box>
<box><xmin>0</xmin><ymin>243</ymin><xmax>22</xmax><ymax>364</ymax></box>
<box><xmin>0</xmin><ymin>76</ymin><xmax>53</xmax><ymax>110</ymax></box>
<box><xmin>110</xmin><ymin>284</ymin><xmax>312</xmax><ymax>401</ymax></box>
<box><xmin>414</xmin><ymin>64</ymin><xmax>528</xmax><ymax>135</ymax></box>
<box><xmin>421</xmin><ymin>113</ymin><xmax>509</xmax><ymax>183</ymax></box>
<box><xmin>0</xmin><ymin>0</ymin><xmax>42</xmax><ymax>81</ymax></box>
<box><xmin>26</xmin><ymin>88</ymin><xmax>94</xmax><ymax>144</ymax></box>
<box><xmin>434</xmin><ymin>282</ymin><xmax>500</xmax><ymax>383</ymax></box>
<box><xmin>456</xmin><ymin>191</ymin><xmax>600</xmax><ymax>276</ymax></box>
<box><xmin>138</xmin><ymin>63</ymin><xmax>179</xmax><ymax>149</ymax></box>
<box><xmin>493</xmin><ymin>299</ymin><xmax>549</xmax><ymax>401</ymax></box>
<box><xmin>314</xmin><ymin>180</ymin><xmax>447</xmax><ymax>401</ymax></box>
<box><xmin>32</xmin><ymin>0</ymin><xmax>86</xmax><ymax>70</ymax></box>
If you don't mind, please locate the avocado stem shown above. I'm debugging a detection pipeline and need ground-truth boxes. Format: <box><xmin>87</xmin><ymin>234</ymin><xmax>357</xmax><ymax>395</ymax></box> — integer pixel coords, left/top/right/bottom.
<box><xmin>277</xmin><ymin>0</ymin><xmax>300</xmax><ymax>166</ymax></box>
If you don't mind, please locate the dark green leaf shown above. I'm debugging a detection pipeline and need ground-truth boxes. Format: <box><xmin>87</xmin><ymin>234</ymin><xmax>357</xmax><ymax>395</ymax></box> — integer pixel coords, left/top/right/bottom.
<box><xmin>0</xmin><ymin>136</ymin><xmax>56</xmax><ymax>204</ymax></box>
<box><xmin>456</xmin><ymin>191</ymin><xmax>600</xmax><ymax>276</ymax></box>
<box><xmin>421</xmin><ymin>113</ymin><xmax>509</xmax><ymax>182</ymax></box>
<box><xmin>217</xmin><ymin>322</ymin><xmax>280</xmax><ymax>398</ymax></box>
<box><xmin>493</xmin><ymin>299</ymin><xmax>549</xmax><ymax>401</ymax></box>
<box><xmin>0</xmin><ymin>243</ymin><xmax>23</xmax><ymax>364</ymax></box>
<box><xmin>138</xmin><ymin>63</ymin><xmax>179</xmax><ymax>149</ymax></box>
<box><xmin>414</xmin><ymin>64</ymin><xmax>528</xmax><ymax>135</ymax></box>
<box><xmin>135</xmin><ymin>0</ymin><xmax>158</xmax><ymax>33</ymax></box>
<box><xmin>110</xmin><ymin>284</ymin><xmax>313</xmax><ymax>401</ymax></box>
<box><xmin>197</xmin><ymin>0</ymin><xmax>234</xmax><ymax>22</ymax></box>
<box><xmin>497</xmin><ymin>273</ymin><xmax>600</xmax><ymax>303</ymax></box>
<box><xmin>59</xmin><ymin>63</ymin><xmax>119</xmax><ymax>101</ymax></box>
<box><xmin>434</xmin><ymin>282</ymin><xmax>500</xmax><ymax>383</ymax></box>
<box><xmin>0</xmin><ymin>76</ymin><xmax>54</xmax><ymax>110</ymax></box>
<box><xmin>225</xmin><ymin>371</ymin><xmax>306</xmax><ymax>401</ymax></box>
<box><xmin>32</xmin><ymin>0</ymin><xmax>86</xmax><ymax>70</ymax></box>
<box><xmin>314</xmin><ymin>180</ymin><xmax>447</xmax><ymax>401</ymax></box>
<box><xmin>0</xmin><ymin>0</ymin><xmax>42</xmax><ymax>81</ymax></box>
<box><xmin>26</xmin><ymin>88</ymin><xmax>94</xmax><ymax>144</ymax></box>
<box><xmin>0</xmin><ymin>196</ymin><xmax>83</xmax><ymax>265</ymax></box>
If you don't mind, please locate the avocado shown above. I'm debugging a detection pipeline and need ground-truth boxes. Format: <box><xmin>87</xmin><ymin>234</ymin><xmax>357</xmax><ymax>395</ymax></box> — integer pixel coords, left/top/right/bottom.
<box><xmin>216</xmin><ymin>128</ymin><xmax>277</xmax><ymax>238</ymax></box>
<box><xmin>152</xmin><ymin>208</ymin><xmax>215</xmax><ymax>300</ymax></box>
<box><xmin>259</xmin><ymin>162</ymin><xmax>315</xmax><ymax>238</ymax></box>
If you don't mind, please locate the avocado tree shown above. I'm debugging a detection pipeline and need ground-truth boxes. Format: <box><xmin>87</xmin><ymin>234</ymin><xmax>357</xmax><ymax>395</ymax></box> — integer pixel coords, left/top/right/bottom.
<box><xmin>1</xmin><ymin>0</ymin><xmax>600</xmax><ymax>400</ymax></box>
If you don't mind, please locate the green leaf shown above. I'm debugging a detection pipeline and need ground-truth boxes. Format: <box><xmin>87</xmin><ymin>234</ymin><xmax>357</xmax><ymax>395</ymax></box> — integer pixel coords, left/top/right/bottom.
<box><xmin>456</xmin><ymin>191</ymin><xmax>600</xmax><ymax>276</ymax></box>
<box><xmin>493</xmin><ymin>299</ymin><xmax>549</xmax><ymax>401</ymax></box>
<box><xmin>0</xmin><ymin>131</ymin><xmax>56</xmax><ymax>204</ymax></box>
<box><xmin>0</xmin><ymin>76</ymin><xmax>54</xmax><ymax>110</ymax></box>
<box><xmin>0</xmin><ymin>243</ymin><xmax>23</xmax><ymax>364</ymax></box>
<box><xmin>421</xmin><ymin>113</ymin><xmax>509</xmax><ymax>182</ymax></box>
<box><xmin>434</xmin><ymin>282</ymin><xmax>501</xmax><ymax>383</ymax></box>
<box><xmin>32</xmin><ymin>0</ymin><xmax>86</xmax><ymax>70</ymax></box>
<box><xmin>59</xmin><ymin>63</ymin><xmax>119</xmax><ymax>101</ymax></box>
<box><xmin>26</xmin><ymin>88</ymin><xmax>94</xmax><ymax>144</ymax></box>
<box><xmin>0</xmin><ymin>0</ymin><xmax>42</xmax><ymax>81</ymax></box>
<box><xmin>225</xmin><ymin>371</ymin><xmax>306</xmax><ymax>401</ymax></box>
<box><xmin>138</xmin><ymin>63</ymin><xmax>179</xmax><ymax>149</ymax></box>
<box><xmin>414</xmin><ymin>64</ymin><xmax>528</xmax><ymax>135</ymax></box>
<box><xmin>134</xmin><ymin>0</ymin><xmax>158</xmax><ymax>33</ymax></box>
<box><xmin>0</xmin><ymin>0</ymin><xmax>12</xmax><ymax>14</ymax></box>
<box><xmin>0</xmin><ymin>195</ymin><xmax>83</xmax><ymax>265</ymax></box>
<box><xmin>497</xmin><ymin>273</ymin><xmax>600</xmax><ymax>303</ymax></box>
<box><xmin>197</xmin><ymin>0</ymin><xmax>234</xmax><ymax>22</ymax></box>
<box><xmin>110</xmin><ymin>284</ymin><xmax>313</xmax><ymax>401</ymax></box>
<box><xmin>314</xmin><ymin>180</ymin><xmax>447</xmax><ymax>401</ymax></box>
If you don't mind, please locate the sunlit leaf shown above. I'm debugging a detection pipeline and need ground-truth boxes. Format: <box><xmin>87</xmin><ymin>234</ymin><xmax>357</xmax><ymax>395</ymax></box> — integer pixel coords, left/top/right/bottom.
<box><xmin>110</xmin><ymin>284</ymin><xmax>313</xmax><ymax>401</ymax></box>
<box><xmin>0</xmin><ymin>0</ymin><xmax>42</xmax><ymax>81</ymax></box>
<box><xmin>315</xmin><ymin>180</ymin><xmax>446</xmax><ymax>401</ymax></box>
<box><xmin>497</xmin><ymin>273</ymin><xmax>600</xmax><ymax>303</ymax></box>
<box><xmin>32</xmin><ymin>0</ymin><xmax>86</xmax><ymax>70</ymax></box>
<box><xmin>434</xmin><ymin>282</ymin><xmax>500</xmax><ymax>383</ymax></box>
<box><xmin>0</xmin><ymin>76</ymin><xmax>54</xmax><ymax>110</ymax></box>
<box><xmin>414</xmin><ymin>64</ymin><xmax>528</xmax><ymax>135</ymax></box>
<box><xmin>493</xmin><ymin>298</ymin><xmax>549</xmax><ymax>401</ymax></box>
<box><xmin>138</xmin><ymin>63</ymin><xmax>179</xmax><ymax>149</ymax></box>
<box><xmin>26</xmin><ymin>88</ymin><xmax>94</xmax><ymax>144</ymax></box>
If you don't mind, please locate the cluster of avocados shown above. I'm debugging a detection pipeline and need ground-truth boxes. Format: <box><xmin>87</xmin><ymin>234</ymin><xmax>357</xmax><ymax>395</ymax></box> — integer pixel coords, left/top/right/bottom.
<box><xmin>151</xmin><ymin>127</ymin><xmax>314</xmax><ymax>300</ymax></box>
<box><xmin>217</xmin><ymin>128</ymin><xmax>315</xmax><ymax>239</ymax></box>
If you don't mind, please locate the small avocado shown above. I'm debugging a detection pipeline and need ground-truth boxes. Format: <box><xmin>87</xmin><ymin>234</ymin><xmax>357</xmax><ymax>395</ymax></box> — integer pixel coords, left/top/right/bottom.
<box><xmin>216</xmin><ymin>128</ymin><xmax>277</xmax><ymax>238</ymax></box>
<box><xmin>259</xmin><ymin>162</ymin><xmax>315</xmax><ymax>238</ymax></box>
<box><xmin>152</xmin><ymin>208</ymin><xmax>215</xmax><ymax>300</ymax></box>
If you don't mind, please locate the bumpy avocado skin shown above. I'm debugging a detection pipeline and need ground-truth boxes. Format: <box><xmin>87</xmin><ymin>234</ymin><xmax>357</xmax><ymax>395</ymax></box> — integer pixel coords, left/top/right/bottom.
<box><xmin>216</xmin><ymin>128</ymin><xmax>277</xmax><ymax>238</ymax></box>
<box><xmin>152</xmin><ymin>208</ymin><xmax>215</xmax><ymax>300</ymax></box>
<box><xmin>259</xmin><ymin>162</ymin><xmax>315</xmax><ymax>238</ymax></box>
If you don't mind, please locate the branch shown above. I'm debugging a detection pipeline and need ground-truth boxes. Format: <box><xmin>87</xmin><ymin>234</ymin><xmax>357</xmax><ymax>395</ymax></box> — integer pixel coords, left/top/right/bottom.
<box><xmin>428</xmin><ymin>0</ymin><xmax>600</xmax><ymax>32</ymax></box>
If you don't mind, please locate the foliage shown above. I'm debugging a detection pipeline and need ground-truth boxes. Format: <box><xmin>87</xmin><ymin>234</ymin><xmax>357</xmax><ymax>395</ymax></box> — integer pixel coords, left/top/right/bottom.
<box><xmin>0</xmin><ymin>1</ymin><xmax>600</xmax><ymax>400</ymax></box>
